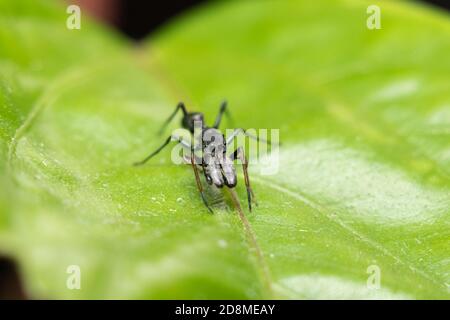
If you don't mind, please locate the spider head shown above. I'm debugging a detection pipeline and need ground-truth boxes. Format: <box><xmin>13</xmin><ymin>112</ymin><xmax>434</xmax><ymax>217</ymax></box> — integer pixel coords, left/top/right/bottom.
<box><xmin>183</xmin><ymin>112</ymin><xmax>204</xmax><ymax>133</ymax></box>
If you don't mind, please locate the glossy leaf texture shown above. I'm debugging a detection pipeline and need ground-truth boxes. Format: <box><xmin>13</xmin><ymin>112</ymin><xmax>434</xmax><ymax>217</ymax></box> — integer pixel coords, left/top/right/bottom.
<box><xmin>0</xmin><ymin>0</ymin><xmax>449</xmax><ymax>299</ymax></box>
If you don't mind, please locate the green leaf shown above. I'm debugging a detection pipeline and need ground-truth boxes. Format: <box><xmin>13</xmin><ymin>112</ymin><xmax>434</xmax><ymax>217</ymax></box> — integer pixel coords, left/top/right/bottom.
<box><xmin>1</xmin><ymin>0</ymin><xmax>449</xmax><ymax>299</ymax></box>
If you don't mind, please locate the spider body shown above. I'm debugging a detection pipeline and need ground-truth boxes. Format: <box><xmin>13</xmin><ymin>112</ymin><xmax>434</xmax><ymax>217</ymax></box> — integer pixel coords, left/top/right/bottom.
<box><xmin>134</xmin><ymin>101</ymin><xmax>261</xmax><ymax>213</ymax></box>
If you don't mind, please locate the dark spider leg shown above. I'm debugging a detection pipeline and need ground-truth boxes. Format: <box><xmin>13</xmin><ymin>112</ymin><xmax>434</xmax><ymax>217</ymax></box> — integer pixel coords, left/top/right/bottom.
<box><xmin>183</xmin><ymin>155</ymin><xmax>211</xmax><ymax>185</ymax></box>
<box><xmin>158</xmin><ymin>102</ymin><xmax>188</xmax><ymax>136</ymax></box>
<box><xmin>231</xmin><ymin>147</ymin><xmax>257</xmax><ymax>212</ymax></box>
<box><xmin>133</xmin><ymin>135</ymin><xmax>190</xmax><ymax>166</ymax></box>
<box><xmin>213</xmin><ymin>100</ymin><xmax>234</xmax><ymax>129</ymax></box>
<box><xmin>190</xmin><ymin>149</ymin><xmax>213</xmax><ymax>213</ymax></box>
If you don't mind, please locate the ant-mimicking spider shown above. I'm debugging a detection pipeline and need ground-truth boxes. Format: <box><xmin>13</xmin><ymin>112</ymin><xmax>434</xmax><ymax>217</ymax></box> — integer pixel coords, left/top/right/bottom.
<box><xmin>134</xmin><ymin>101</ymin><xmax>267</xmax><ymax>213</ymax></box>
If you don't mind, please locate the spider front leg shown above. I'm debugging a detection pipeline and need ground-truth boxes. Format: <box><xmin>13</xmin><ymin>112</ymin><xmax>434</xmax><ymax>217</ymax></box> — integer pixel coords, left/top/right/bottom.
<box><xmin>135</xmin><ymin>135</ymin><xmax>213</xmax><ymax>213</ymax></box>
<box><xmin>133</xmin><ymin>134</ymin><xmax>192</xmax><ymax>166</ymax></box>
<box><xmin>231</xmin><ymin>146</ymin><xmax>258</xmax><ymax>212</ymax></box>
<box><xmin>213</xmin><ymin>100</ymin><xmax>233</xmax><ymax>129</ymax></box>
<box><xmin>226</xmin><ymin>128</ymin><xmax>271</xmax><ymax>146</ymax></box>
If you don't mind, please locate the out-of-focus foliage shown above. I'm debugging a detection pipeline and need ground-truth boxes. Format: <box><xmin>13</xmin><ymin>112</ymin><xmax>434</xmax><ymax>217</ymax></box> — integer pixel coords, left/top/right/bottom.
<box><xmin>0</xmin><ymin>0</ymin><xmax>449</xmax><ymax>299</ymax></box>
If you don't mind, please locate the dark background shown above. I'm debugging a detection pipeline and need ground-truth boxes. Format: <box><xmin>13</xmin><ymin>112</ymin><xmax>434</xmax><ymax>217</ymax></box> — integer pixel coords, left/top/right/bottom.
<box><xmin>74</xmin><ymin>0</ymin><xmax>449</xmax><ymax>40</ymax></box>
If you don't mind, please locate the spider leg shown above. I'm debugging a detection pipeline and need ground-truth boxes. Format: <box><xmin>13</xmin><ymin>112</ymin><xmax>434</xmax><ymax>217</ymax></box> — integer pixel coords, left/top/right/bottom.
<box><xmin>231</xmin><ymin>146</ymin><xmax>257</xmax><ymax>212</ymax></box>
<box><xmin>135</xmin><ymin>135</ymin><xmax>212</xmax><ymax>212</ymax></box>
<box><xmin>186</xmin><ymin>151</ymin><xmax>211</xmax><ymax>184</ymax></box>
<box><xmin>213</xmin><ymin>100</ymin><xmax>234</xmax><ymax>129</ymax></box>
<box><xmin>133</xmin><ymin>134</ymin><xmax>191</xmax><ymax>166</ymax></box>
<box><xmin>158</xmin><ymin>102</ymin><xmax>188</xmax><ymax>136</ymax></box>
<box><xmin>185</xmin><ymin>156</ymin><xmax>210</xmax><ymax>184</ymax></box>
<box><xmin>190</xmin><ymin>149</ymin><xmax>213</xmax><ymax>213</ymax></box>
